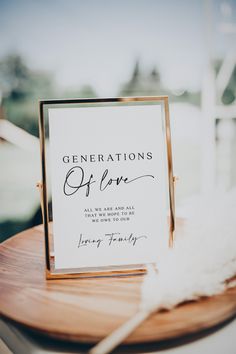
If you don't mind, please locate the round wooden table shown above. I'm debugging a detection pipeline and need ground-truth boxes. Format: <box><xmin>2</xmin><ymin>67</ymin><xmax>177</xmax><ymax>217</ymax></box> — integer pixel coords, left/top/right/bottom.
<box><xmin>0</xmin><ymin>224</ymin><xmax>236</xmax><ymax>346</ymax></box>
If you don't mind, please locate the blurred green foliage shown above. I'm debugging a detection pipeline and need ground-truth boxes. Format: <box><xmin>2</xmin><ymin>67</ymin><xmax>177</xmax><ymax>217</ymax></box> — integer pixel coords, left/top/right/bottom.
<box><xmin>0</xmin><ymin>54</ymin><xmax>54</xmax><ymax>136</ymax></box>
<box><xmin>119</xmin><ymin>60</ymin><xmax>201</xmax><ymax>105</ymax></box>
<box><xmin>0</xmin><ymin>54</ymin><xmax>97</xmax><ymax>137</ymax></box>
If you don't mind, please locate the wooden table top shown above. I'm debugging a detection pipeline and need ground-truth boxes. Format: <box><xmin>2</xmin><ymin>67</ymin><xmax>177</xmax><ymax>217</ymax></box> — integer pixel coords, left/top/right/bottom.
<box><xmin>0</xmin><ymin>224</ymin><xmax>236</xmax><ymax>345</ymax></box>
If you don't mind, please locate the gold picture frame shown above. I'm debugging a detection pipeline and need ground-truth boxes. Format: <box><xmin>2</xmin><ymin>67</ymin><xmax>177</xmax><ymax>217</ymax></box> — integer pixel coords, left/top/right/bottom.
<box><xmin>38</xmin><ymin>96</ymin><xmax>175</xmax><ymax>279</ymax></box>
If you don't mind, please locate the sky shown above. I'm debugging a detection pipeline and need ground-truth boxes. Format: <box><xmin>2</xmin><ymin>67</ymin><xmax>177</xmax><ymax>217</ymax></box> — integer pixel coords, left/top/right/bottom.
<box><xmin>0</xmin><ymin>0</ymin><xmax>235</xmax><ymax>95</ymax></box>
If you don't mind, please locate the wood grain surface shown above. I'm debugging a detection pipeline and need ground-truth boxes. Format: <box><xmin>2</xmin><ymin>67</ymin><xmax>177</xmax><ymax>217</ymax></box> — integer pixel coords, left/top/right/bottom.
<box><xmin>0</xmin><ymin>224</ymin><xmax>236</xmax><ymax>344</ymax></box>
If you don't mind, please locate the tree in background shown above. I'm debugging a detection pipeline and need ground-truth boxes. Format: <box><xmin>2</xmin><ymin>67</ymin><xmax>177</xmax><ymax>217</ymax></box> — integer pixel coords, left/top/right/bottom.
<box><xmin>0</xmin><ymin>54</ymin><xmax>54</xmax><ymax>136</ymax></box>
<box><xmin>0</xmin><ymin>54</ymin><xmax>98</xmax><ymax>137</ymax></box>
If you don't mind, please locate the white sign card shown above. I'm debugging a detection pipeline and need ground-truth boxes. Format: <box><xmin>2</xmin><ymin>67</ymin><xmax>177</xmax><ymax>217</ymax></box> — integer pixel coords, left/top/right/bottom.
<box><xmin>40</xmin><ymin>98</ymin><xmax>174</xmax><ymax>277</ymax></box>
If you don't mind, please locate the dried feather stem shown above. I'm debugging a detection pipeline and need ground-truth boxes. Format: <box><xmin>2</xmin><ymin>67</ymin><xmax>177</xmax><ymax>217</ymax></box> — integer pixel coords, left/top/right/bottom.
<box><xmin>88</xmin><ymin>309</ymin><xmax>151</xmax><ymax>354</ymax></box>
